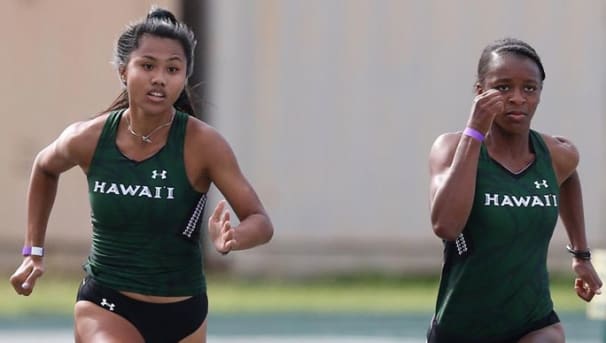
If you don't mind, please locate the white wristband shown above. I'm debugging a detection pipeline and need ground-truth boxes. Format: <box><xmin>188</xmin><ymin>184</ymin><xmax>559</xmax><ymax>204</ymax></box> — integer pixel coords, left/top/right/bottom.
<box><xmin>31</xmin><ymin>246</ymin><xmax>44</xmax><ymax>256</ymax></box>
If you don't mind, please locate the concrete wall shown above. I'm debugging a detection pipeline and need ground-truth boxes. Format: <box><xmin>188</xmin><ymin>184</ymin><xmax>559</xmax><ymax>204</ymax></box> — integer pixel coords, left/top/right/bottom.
<box><xmin>1</xmin><ymin>0</ymin><xmax>604</xmax><ymax>278</ymax></box>
<box><xmin>0</xmin><ymin>0</ymin><xmax>180</xmax><ymax>273</ymax></box>
<box><xmin>206</xmin><ymin>0</ymin><xmax>606</xmax><ymax>277</ymax></box>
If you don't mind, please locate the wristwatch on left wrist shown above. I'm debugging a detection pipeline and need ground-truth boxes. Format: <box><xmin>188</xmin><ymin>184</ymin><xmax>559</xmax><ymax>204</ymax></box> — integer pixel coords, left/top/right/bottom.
<box><xmin>566</xmin><ymin>244</ymin><xmax>591</xmax><ymax>261</ymax></box>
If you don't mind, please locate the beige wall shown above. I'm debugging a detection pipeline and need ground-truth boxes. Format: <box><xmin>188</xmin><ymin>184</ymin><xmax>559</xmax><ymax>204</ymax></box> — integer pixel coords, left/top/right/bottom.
<box><xmin>1</xmin><ymin>1</ymin><xmax>179</xmax><ymax>271</ymax></box>
<box><xmin>207</xmin><ymin>0</ymin><xmax>606</xmax><ymax>276</ymax></box>
<box><xmin>2</xmin><ymin>0</ymin><xmax>605</xmax><ymax>278</ymax></box>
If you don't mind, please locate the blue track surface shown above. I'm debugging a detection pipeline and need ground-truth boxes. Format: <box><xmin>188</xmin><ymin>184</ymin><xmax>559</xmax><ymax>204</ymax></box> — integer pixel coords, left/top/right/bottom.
<box><xmin>0</xmin><ymin>312</ymin><xmax>603</xmax><ymax>342</ymax></box>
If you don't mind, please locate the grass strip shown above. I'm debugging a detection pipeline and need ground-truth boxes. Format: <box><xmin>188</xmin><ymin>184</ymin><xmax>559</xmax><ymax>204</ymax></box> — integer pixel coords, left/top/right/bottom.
<box><xmin>0</xmin><ymin>274</ymin><xmax>590</xmax><ymax>317</ymax></box>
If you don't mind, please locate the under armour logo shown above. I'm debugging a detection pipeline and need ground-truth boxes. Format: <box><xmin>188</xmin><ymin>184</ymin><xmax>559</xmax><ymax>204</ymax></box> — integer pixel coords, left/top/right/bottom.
<box><xmin>151</xmin><ymin>170</ymin><xmax>167</xmax><ymax>179</ymax></box>
<box><xmin>100</xmin><ymin>298</ymin><xmax>115</xmax><ymax>311</ymax></box>
<box><xmin>534</xmin><ymin>179</ymin><xmax>549</xmax><ymax>189</ymax></box>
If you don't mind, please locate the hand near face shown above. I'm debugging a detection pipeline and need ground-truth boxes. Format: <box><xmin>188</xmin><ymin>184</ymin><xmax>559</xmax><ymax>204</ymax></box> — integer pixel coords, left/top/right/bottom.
<box><xmin>208</xmin><ymin>200</ymin><xmax>237</xmax><ymax>254</ymax></box>
<box><xmin>467</xmin><ymin>89</ymin><xmax>505</xmax><ymax>134</ymax></box>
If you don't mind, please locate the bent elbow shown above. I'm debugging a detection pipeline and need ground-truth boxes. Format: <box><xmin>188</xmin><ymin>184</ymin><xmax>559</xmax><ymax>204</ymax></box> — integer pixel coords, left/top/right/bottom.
<box><xmin>260</xmin><ymin>222</ymin><xmax>273</xmax><ymax>244</ymax></box>
<box><xmin>432</xmin><ymin>222</ymin><xmax>462</xmax><ymax>242</ymax></box>
<box><xmin>264</xmin><ymin>226</ymin><xmax>274</xmax><ymax>243</ymax></box>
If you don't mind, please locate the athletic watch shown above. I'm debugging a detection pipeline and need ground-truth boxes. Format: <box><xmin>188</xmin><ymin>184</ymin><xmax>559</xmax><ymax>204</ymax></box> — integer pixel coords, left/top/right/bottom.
<box><xmin>566</xmin><ymin>245</ymin><xmax>591</xmax><ymax>261</ymax></box>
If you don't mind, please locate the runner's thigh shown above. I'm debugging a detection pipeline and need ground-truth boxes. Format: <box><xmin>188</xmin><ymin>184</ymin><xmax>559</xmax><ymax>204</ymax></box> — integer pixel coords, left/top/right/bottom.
<box><xmin>74</xmin><ymin>300</ymin><xmax>144</xmax><ymax>343</ymax></box>
<box><xmin>517</xmin><ymin>323</ymin><xmax>564</xmax><ymax>343</ymax></box>
<box><xmin>179</xmin><ymin>319</ymin><xmax>207</xmax><ymax>343</ymax></box>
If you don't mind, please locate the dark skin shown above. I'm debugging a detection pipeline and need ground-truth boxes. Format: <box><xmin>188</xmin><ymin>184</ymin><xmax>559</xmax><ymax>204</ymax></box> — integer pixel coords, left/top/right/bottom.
<box><xmin>429</xmin><ymin>53</ymin><xmax>602</xmax><ymax>342</ymax></box>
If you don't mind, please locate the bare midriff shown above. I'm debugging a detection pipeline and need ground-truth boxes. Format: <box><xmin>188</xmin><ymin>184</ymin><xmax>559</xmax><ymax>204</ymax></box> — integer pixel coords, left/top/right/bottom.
<box><xmin>120</xmin><ymin>291</ymin><xmax>191</xmax><ymax>303</ymax></box>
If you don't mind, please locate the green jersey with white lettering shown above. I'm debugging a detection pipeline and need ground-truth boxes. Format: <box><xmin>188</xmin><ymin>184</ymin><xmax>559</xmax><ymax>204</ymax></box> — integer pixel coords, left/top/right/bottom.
<box><xmin>431</xmin><ymin>130</ymin><xmax>560</xmax><ymax>340</ymax></box>
<box><xmin>84</xmin><ymin>110</ymin><xmax>207</xmax><ymax>296</ymax></box>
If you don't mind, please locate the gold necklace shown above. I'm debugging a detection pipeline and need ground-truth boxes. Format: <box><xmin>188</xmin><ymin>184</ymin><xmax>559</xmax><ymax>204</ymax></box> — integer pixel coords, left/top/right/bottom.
<box><xmin>126</xmin><ymin>111</ymin><xmax>175</xmax><ymax>143</ymax></box>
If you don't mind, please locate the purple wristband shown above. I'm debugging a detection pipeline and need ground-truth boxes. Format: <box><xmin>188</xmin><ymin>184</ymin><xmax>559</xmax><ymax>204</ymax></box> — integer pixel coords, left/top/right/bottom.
<box><xmin>22</xmin><ymin>246</ymin><xmax>44</xmax><ymax>257</ymax></box>
<box><xmin>463</xmin><ymin>127</ymin><xmax>485</xmax><ymax>142</ymax></box>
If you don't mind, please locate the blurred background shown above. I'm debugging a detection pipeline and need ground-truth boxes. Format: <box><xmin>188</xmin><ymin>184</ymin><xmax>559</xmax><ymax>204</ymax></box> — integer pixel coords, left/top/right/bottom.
<box><xmin>1</xmin><ymin>0</ymin><xmax>605</xmax><ymax>342</ymax></box>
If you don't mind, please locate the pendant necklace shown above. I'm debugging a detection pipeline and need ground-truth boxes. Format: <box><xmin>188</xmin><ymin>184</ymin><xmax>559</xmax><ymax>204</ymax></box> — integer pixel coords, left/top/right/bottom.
<box><xmin>126</xmin><ymin>110</ymin><xmax>175</xmax><ymax>143</ymax></box>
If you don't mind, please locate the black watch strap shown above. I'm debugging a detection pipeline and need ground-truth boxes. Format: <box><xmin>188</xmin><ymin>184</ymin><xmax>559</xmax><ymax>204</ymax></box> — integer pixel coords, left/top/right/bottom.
<box><xmin>566</xmin><ymin>244</ymin><xmax>591</xmax><ymax>261</ymax></box>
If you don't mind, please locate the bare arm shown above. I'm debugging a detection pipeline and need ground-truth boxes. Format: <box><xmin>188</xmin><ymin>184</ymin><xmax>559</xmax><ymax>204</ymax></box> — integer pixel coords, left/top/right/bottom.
<box><xmin>195</xmin><ymin>126</ymin><xmax>273</xmax><ymax>253</ymax></box>
<box><xmin>559</xmin><ymin>171</ymin><xmax>588</xmax><ymax>251</ymax></box>
<box><xmin>429</xmin><ymin>132</ymin><xmax>482</xmax><ymax>240</ymax></box>
<box><xmin>26</xmin><ymin>132</ymin><xmax>81</xmax><ymax>247</ymax></box>
<box><xmin>430</xmin><ymin>89</ymin><xmax>504</xmax><ymax>241</ymax></box>
<box><xmin>545</xmin><ymin>134</ymin><xmax>602</xmax><ymax>301</ymax></box>
<box><xmin>546</xmin><ymin>135</ymin><xmax>588</xmax><ymax>250</ymax></box>
<box><xmin>10</xmin><ymin>119</ymin><xmax>101</xmax><ymax>295</ymax></box>
<box><xmin>559</xmin><ymin>169</ymin><xmax>603</xmax><ymax>301</ymax></box>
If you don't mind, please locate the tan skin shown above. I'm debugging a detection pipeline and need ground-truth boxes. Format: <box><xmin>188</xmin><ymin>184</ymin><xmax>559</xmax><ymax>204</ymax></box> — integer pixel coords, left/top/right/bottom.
<box><xmin>429</xmin><ymin>53</ymin><xmax>602</xmax><ymax>342</ymax></box>
<box><xmin>9</xmin><ymin>34</ymin><xmax>273</xmax><ymax>343</ymax></box>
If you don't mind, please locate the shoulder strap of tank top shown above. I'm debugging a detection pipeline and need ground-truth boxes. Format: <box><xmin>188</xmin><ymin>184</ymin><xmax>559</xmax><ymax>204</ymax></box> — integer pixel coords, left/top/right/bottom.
<box><xmin>166</xmin><ymin>111</ymin><xmax>189</xmax><ymax>154</ymax></box>
<box><xmin>97</xmin><ymin>109</ymin><xmax>124</xmax><ymax>147</ymax></box>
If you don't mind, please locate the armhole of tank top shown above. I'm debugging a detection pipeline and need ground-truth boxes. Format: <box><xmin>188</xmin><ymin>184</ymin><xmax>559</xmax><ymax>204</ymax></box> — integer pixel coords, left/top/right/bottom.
<box><xmin>88</xmin><ymin>110</ymin><xmax>122</xmax><ymax>172</ymax></box>
<box><xmin>530</xmin><ymin>130</ymin><xmax>561</xmax><ymax>193</ymax></box>
<box><xmin>170</xmin><ymin>111</ymin><xmax>195</xmax><ymax>190</ymax></box>
<box><xmin>177</xmin><ymin>111</ymin><xmax>188</xmax><ymax>155</ymax></box>
<box><xmin>529</xmin><ymin>130</ymin><xmax>551</xmax><ymax>164</ymax></box>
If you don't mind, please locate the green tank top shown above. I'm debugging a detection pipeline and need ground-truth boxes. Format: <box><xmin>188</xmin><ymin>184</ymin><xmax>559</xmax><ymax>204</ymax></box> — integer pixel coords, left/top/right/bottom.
<box><xmin>432</xmin><ymin>130</ymin><xmax>560</xmax><ymax>340</ymax></box>
<box><xmin>84</xmin><ymin>110</ymin><xmax>207</xmax><ymax>296</ymax></box>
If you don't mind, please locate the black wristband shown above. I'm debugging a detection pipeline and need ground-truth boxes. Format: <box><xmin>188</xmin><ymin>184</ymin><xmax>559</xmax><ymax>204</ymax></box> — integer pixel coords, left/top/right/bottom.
<box><xmin>566</xmin><ymin>244</ymin><xmax>591</xmax><ymax>261</ymax></box>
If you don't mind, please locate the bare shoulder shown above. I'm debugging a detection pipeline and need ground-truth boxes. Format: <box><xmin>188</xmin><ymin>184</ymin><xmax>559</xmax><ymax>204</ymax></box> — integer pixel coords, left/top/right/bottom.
<box><xmin>183</xmin><ymin>116</ymin><xmax>241</xmax><ymax>189</ymax></box>
<box><xmin>184</xmin><ymin>116</ymin><xmax>238</xmax><ymax>180</ymax></box>
<box><xmin>58</xmin><ymin>114</ymin><xmax>109</xmax><ymax>166</ymax></box>
<box><xmin>429</xmin><ymin>131</ymin><xmax>462</xmax><ymax>169</ymax></box>
<box><xmin>185</xmin><ymin>116</ymin><xmax>232</xmax><ymax>152</ymax></box>
<box><xmin>34</xmin><ymin>113</ymin><xmax>109</xmax><ymax>175</ymax></box>
<box><xmin>64</xmin><ymin>114</ymin><xmax>108</xmax><ymax>139</ymax></box>
<box><xmin>431</xmin><ymin>131</ymin><xmax>462</xmax><ymax>150</ymax></box>
<box><xmin>539</xmin><ymin>132</ymin><xmax>579</xmax><ymax>164</ymax></box>
<box><xmin>539</xmin><ymin>132</ymin><xmax>579</xmax><ymax>183</ymax></box>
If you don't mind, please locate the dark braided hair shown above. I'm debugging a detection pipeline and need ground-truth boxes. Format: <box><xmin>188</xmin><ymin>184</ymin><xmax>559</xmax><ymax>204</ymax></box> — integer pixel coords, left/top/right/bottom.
<box><xmin>101</xmin><ymin>7</ymin><xmax>198</xmax><ymax>116</ymax></box>
<box><xmin>476</xmin><ymin>38</ymin><xmax>546</xmax><ymax>84</ymax></box>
